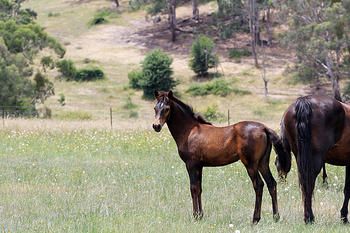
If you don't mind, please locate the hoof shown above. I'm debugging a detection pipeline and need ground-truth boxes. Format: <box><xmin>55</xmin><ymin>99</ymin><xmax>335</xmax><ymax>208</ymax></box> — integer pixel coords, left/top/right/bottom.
<box><xmin>193</xmin><ymin>212</ymin><xmax>203</xmax><ymax>220</ymax></box>
<box><xmin>322</xmin><ymin>179</ymin><xmax>329</xmax><ymax>189</ymax></box>
<box><xmin>252</xmin><ymin>217</ymin><xmax>260</xmax><ymax>225</ymax></box>
<box><xmin>341</xmin><ymin>217</ymin><xmax>348</xmax><ymax>224</ymax></box>
<box><xmin>273</xmin><ymin>213</ymin><xmax>280</xmax><ymax>222</ymax></box>
<box><xmin>304</xmin><ymin>217</ymin><xmax>314</xmax><ymax>224</ymax></box>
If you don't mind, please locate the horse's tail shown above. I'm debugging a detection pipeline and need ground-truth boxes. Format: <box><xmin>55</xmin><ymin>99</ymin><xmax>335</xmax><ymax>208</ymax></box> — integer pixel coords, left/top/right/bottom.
<box><xmin>265</xmin><ymin>127</ymin><xmax>291</xmax><ymax>176</ymax></box>
<box><xmin>295</xmin><ymin>96</ymin><xmax>313</xmax><ymax>198</ymax></box>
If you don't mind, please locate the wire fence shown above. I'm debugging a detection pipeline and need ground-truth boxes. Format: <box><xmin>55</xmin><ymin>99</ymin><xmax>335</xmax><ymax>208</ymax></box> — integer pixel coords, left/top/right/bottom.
<box><xmin>1</xmin><ymin>106</ymin><xmax>233</xmax><ymax>130</ymax></box>
<box><xmin>0</xmin><ymin>106</ymin><xmax>38</xmax><ymax>117</ymax></box>
<box><xmin>0</xmin><ymin>106</ymin><xmax>116</xmax><ymax>129</ymax></box>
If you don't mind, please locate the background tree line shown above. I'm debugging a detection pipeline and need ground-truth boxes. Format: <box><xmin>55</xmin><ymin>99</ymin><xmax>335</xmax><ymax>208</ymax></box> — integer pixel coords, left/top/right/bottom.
<box><xmin>124</xmin><ymin>0</ymin><xmax>350</xmax><ymax>100</ymax></box>
<box><xmin>0</xmin><ymin>0</ymin><xmax>65</xmax><ymax>114</ymax></box>
<box><xmin>0</xmin><ymin>0</ymin><xmax>107</xmax><ymax>116</ymax></box>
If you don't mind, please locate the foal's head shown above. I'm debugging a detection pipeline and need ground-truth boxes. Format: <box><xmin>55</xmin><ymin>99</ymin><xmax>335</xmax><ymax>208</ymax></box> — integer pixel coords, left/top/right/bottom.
<box><xmin>152</xmin><ymin>90</ymin><xmax>173</xmax><ymax>132</ymax></box>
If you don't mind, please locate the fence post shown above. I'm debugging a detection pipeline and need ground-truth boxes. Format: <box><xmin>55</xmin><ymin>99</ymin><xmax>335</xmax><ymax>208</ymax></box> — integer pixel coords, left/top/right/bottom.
<box><xmin>227</xmin><ymin>109</ymin><xmax>230</xmax><ymax>126</ymax></box>
<box><xmin>110</xmin><ymin>107</ymin><xmax>113</xmax><ymax>130</ymax></box>
<box><xmin>2</xmin><ymin>107</ymin><xmax>4</xmax><ymax>128</ymax></box>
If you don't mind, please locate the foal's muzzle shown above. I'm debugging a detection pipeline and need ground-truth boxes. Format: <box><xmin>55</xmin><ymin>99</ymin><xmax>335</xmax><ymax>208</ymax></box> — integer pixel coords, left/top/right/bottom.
<box><xmin>152</xmin><ymin>124</ymin><xmax>162</xmax><ymax>132</ymax></box>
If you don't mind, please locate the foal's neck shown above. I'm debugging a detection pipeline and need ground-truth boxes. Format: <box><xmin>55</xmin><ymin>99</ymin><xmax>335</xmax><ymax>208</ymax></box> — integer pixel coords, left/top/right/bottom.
<box><xmin>166</xmin><ymin>102</ymin><xmax>198</xmax><ymax>147</ymax></box>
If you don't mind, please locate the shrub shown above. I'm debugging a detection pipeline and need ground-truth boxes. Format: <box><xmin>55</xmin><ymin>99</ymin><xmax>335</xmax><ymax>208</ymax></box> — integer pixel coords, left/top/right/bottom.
<box><xmin>56</xmin><ymin>59</ymin><xmax>77</xmax><ymax>80</ymax></box>
<box><xmin>56</xmin><ymin>59</ymin><xmax>104</xmax><ymax>81</ymax></box>
<box><xmin>40</xmin><ymin>56</ymin><xmax>55</xmax><ymax>72</ymax></box>
<box><xmin>128</xmin><ymin>69</ymin><xmax>143</xmax><ymax>89</ymax></box>
<box><xmin>147</xmin><ymin>0</ymin><xmax>166</xmax><ymax>15</ymax></box>
<box><xmin>189</xmin><ymin>35</ymin><xmax>218</xmax><ymax>77</ymax></box>
<box><xmin>89</xmin><ymin>8</ymin><xmax>119</xmax><ymax>26</ymax></box>
<box><xmin>89</xmin><ymin>9</ymin><xmax>110</xmax><ymax>26</ymax></box>
<box><xmin>90</xmin><ymin>16</ymin><xmax>107</xmax><ymax>25</ymax></box>
<box><xmin>75</xmin><ymin>67</ymin><xmax>104</xmax><ymax>81</ymax></box>
<box><xmin>48</xmin><ymin>12</ymin><xmax>60</xmax><ymax>17</ymax></box>
<box><xmin>58</xmin><ymin>93</ymin><xmax>66</xmax><ymax>106</ymax></box>
<box><xmin>201</xmin><ymin>104</ymin><xmax>225</xmax><ymax>122</ymax></box>
<box><xmin>123</xmin><ymin>96</ymin><xmax>137</xmax><ymax>110</ymax></box>
<box><xmin>129</xmin><ymin>111</ymin><xmax>138</xmax><ymax>118</ymax></box>
<box><xmin>129</xmin><ymin>0</ymin><xmax>147</xmax><ymax>11</ymax></box>
<box><xmin>228</xmin><ymin>48</ymin><xmax>252</xmax><ymax>59</ymax></box>
<box><xmin>138</xmin><ymin>49</ymin><xmax>176</xmax><ymax>99</ymax></box>
<box><xmin>186</xmin><ymin>80</ymin><xmax>232</xmax><ymax>97</ymax></box>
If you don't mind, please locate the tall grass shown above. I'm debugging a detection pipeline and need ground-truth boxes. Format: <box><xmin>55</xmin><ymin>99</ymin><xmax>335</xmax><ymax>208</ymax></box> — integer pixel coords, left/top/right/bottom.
<box><xmin>0</xmin><ymin>129</ymin><xmax>348</xmax><ymax>232</ymax></box>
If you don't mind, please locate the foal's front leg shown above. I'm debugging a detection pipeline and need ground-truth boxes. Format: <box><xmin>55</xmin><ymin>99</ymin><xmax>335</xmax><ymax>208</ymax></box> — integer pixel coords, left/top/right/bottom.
<box><xmin>186</xmin><ymin>162</ymin><xmax>203</xmax><ymax>220</ymax></box>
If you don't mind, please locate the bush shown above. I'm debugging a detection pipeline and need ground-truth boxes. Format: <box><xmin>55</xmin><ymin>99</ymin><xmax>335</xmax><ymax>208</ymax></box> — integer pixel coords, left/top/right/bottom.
<box><xmin>147</xmin><ymin>0</ymin><xmax>166</xmax><ymax>15</ymax></box>
<box><xmin>56</xmin><ymin>59</ymin><xmax>104</xmax><ymax>81</ymax></box>
<box><xmin>89</xmin><ymin>9</ymin><xmax>110</xmax><ymax>26</ymax></box>
<box><xmin>138</xmin><ymin>49</ymin><xmax>176</xmax><ymax>99</ymax></box>
<box><xmin>89</xmin><ymin>8</ymin><xmax>120</xmax><ymax>26</ymax></box>
<box><xmin>129</xmin><ymin>0</ymin><xmax>148</xmax><ymax>11</ymax></box>
<box><xmin>187</xmin><ymin>80</ymin><xmax>232</xmax><ymax>97</ymax></box>
<box><xmin>128</xmin><ymin>69</ymin><xmax>143</xmax><ymax>89</ymax></box>
<box><xmin>40</xmin><ymin>56</ymin><xmax>55</xmax><ymax>72</ymax></box>
<box><xmin>189</xmin><ymin>35</ymin><xmax>218</xmax><ymax>77</ymax></box>
<box><xmin>201</xmin><ymin>104</ymin><xmax>225</xmax><ymax>122</ymax></box>
<box><xmin>123</xmin><ymin>96</ymin><xmax>137</xmax><ymax>110</ymax></box>
<box><xmin>228</xmin><ymin>48</ymin><xmax>252</xmax><ymax>59</ymax></box>
<box><xmin>75</xmin><ymin>67</ymin><xmax>104</xmax><ymax>81</ymax></box>
<box><xmin>56</xmin><ymin>59</ymin><xmax>77</xmax><ymax>80</ymax></box>
<box><xmin>90</xmin><ymin>16</ymin><xmax>107</xmax><ymax>26</ymax></box>
<box><xmin>58</xmin><ymin>93</ymin><xmax>66</xmax><ymax>106</ymax></box>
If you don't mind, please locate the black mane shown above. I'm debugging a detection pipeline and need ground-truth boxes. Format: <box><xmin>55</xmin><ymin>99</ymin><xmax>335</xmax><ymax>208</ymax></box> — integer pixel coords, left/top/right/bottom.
<box><xmin>170</xmin><ymin>95</ymin><xmax>212</xmax><ymax>125</ymax></box>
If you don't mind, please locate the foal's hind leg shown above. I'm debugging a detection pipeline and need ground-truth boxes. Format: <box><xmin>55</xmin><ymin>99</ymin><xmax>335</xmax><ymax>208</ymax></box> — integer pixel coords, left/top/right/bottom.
<box><xmin>341</xmin><ymin>165</ymin><xmax>350</xmax><ymax>223</ymax></box>
<box><xmin>245</xmin><ymin>165</ymin><xmax>264</xmax><ymax>224</ymax></box>
<box><xmin>259</xmin><ymin>164</ymin><xmax>280</xmax><ymax>222</ymax></box>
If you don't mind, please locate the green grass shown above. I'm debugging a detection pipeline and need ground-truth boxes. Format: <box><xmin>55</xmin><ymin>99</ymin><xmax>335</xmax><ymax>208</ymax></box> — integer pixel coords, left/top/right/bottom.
<box><xmin>54</xmin><ymin>111</ymin><xmax>93</xmax><ymax>120</ymax></box>
<box><xmin>0</xmin><ymin>129</ymin><xmax>349</xmax><ymax>232</ymax></box>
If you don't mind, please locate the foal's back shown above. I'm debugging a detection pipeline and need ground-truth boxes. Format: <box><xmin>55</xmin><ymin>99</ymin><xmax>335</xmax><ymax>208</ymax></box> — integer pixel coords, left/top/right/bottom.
<box><xmin>185</xmin><ymin>121</ymin><xmax>269</xmax><ymax>167</ymax></box>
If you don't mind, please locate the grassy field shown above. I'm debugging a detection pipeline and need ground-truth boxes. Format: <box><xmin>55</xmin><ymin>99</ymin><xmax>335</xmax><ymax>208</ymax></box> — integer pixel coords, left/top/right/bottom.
<box><xmin>0</xmin><ymin>128</ymin><xmax>349</xmax><ymax>232</ymax></box>
<box><xmin>4</xmin><ymin>0</ymin><xmax>347</xmax><ymax>232</ymax></box>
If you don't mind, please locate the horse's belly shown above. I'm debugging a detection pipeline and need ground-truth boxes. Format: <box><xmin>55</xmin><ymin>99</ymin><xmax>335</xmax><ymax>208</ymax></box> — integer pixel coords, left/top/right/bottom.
<box><xmin>325</xmin><ymin>147</ymin><xmax>350</xmax><ymax>166</ymax></box>
<box><xmin>202</xmin><ymin>153</ymin><xmax>240</xmax><ymax>166</ymax></box>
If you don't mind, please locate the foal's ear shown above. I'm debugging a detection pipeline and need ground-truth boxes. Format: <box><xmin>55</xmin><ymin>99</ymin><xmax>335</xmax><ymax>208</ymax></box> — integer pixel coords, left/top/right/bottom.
<box><xmin>154</xmin><ymin>90</ymin><xmax>160</xmax><ymax>98</ymax></box>
<box><xmin>168</xmin><ymin>90</ymin><xmax>173</xmax><ymax>99</ymax></box>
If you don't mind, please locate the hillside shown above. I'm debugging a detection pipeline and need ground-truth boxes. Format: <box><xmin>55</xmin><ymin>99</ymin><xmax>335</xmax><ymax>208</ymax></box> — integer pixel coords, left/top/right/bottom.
<box><xmin>21</xmin><ymin>0</ymin><xmax>306</xmax><ymax>130</ymax></box>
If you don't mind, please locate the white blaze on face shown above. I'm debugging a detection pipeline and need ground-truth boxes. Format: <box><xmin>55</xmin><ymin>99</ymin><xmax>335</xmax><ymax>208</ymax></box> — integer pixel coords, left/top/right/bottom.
<box><xmin>153</xmin><ymin>101</ymin><xmax>166</xmax><ymax>127</ymax></box>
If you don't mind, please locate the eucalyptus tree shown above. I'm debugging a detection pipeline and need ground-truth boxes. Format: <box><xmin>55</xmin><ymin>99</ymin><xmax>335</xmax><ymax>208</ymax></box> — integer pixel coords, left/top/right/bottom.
<box><xmin>277</xmin><ymin>0</ymin><xmax>350</xmax><ymax>100</ymax></box>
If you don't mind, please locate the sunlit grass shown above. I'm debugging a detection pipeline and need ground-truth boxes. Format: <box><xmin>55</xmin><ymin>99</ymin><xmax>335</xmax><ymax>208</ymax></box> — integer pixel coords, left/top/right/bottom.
<box><xmin>0</xmin><ymin>129</ymin><xmax>349</xmax><ymax>232</ymax></box>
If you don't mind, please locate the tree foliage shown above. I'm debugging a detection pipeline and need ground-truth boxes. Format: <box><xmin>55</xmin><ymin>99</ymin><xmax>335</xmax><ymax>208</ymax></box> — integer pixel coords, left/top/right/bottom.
<box><xmin>278</xmin><ymin>0</ymin><xmax>350</xmax><ymax>99</ymax></box>
<box><xmin>189</xmin><ymin>35</ymin><xmax>218</xmax><ymax>77</ymax></box>
<box><xmin>0</xmin><ymin>0</ymin><xmax>65</xmax><ymax>114</ymax></box>
<box><xmin>128</xmin><ymin>49</ymin><xmax>177</xmax><ymax>99</ymax></box>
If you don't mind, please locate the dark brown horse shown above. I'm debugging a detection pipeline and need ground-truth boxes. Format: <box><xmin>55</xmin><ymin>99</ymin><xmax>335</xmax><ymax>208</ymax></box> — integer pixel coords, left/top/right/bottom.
<box><xmin>276</xmin><ymin>94</ymin><xmax>350</xmax><ymax>223</ymax></box>
<box><xmin>152</xmin><ymin>90</ymin><xmax>287</xmax><ymax>223</ymax></box>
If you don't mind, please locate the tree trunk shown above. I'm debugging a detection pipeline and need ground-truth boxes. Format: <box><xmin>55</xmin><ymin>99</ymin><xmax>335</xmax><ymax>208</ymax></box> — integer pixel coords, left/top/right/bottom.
<box><xmin>326</xmin><ymin>56</ymin><xmax>342</xmax><ymax>102</ymax></box>
<box><xmin>114</xmin><ymin>0</ymin><xmax>119</xmax><ymax>7</ymax></box>
<box><xmin>265</xmin><ymin>6</ymin><xmax>272</xmax><ymax>45</ymax></box>
<box><xmin>168</xmin><ymin>0</ymin><xmax>177</xmax><ymax>42</ymax></box>
<box><xmin>249</xmin><ymin>0</ymin><xmax>259</xmax><ymax>67</ymax></box>
<box><xmin>192</xmin><ymin>0</ymin><xmax>199</xmax><ymax>20</ymax></box>
<box><xmin>261</xmin><ymin>44</ymin><xmax>268</xmax><ymax>96</ymax></box>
